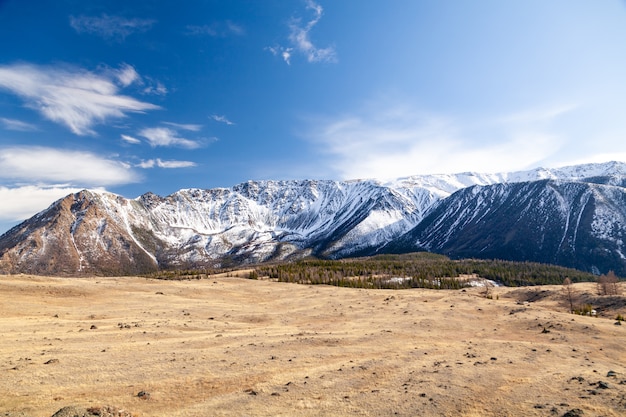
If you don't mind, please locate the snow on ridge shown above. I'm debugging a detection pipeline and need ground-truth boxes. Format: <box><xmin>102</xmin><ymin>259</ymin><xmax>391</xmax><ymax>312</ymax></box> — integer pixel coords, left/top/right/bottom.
<box><xmin>64</xmin><ymin>161</ymin><xmax>626</xmax><ymax>262</ymax></box>
<box><xmin>386</xmin><ymin>161</ymin><xmax>626</xmax><ymax>197</ymax></box>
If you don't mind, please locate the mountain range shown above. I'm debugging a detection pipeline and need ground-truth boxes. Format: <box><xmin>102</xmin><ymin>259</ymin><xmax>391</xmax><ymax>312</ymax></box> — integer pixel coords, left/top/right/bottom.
<box><xmin>1</xmin><ymin>161</ymin><xmax>626</xmax><ymax>276</ymax></box>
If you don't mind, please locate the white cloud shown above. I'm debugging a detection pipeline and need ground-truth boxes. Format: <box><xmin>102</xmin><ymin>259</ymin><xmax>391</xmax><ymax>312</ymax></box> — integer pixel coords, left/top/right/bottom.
<box><xmin>0</xmin><ymin>63</ymin><xmax>160</xmax><ymax>136</ymax></box>
<box><xmin>142</xmin><ymin>79</ymin><xmax>168</xmax><ymax>96</ymax></box>
<box><xmin>282</xmin><ymin>50</ymin><xmax>293</xmax><ymax>65</ymax></box>
<box><xmin>121</xmin><ymin>134</ymin><xmax>141</xmax><ymax>144</ymax></box>
<box><xmin>138</xmin><ymin>127</ymin><xmax>201</xmax><ymax>148</ymax></box>
<box><xmin>162</xmin><ymin>122</ymin><xmax>203</xmax><ymax>131</ymax></box>
<box><xmin>69</xmin><ymin>14</ymin><xmax>156</xmax><ymax>41</ymax></box>
<box><xmin>0</xmin><ymin>146</ymin><xmax>138</xmax><ymax>186</ymax></box>
<box><xmin>114</xmin><ymin>64</ymin><xmax>140</xmax><ymax>87</ymax></box>
<box><xmin>269</xmin><ymin>0</ymin><xmax>336</xmax><ymax>64</ymax></box>
<box><xmin>307</xmin><ymin>102</ymin><xmax>576</xmax><ymax>180</ymax></box>
<box><xmin>0</xmin><ymin>117</ymin><xmax>38</xmax><ymax>131</ymax></box>
<box><xmin>266</xmin><ymin>46</ymin><xmax>292</xmax><ymax>64</ymax></box>
<box><xmin>209</xmin><ymin>114</ymin><xmax>235</xmax><ymax>125</ymax></box>
<box><xmin>138</xmin><ymin>158</ymin><xmax>196</xmax><ymax>169</ymax></box>
<box><xmin>0</xmin><ymin>185</ymin><xmax>83</xmax><ymax>223</ymax></box>
<box><xmin>289</xmin><ymin>0</ymin><xmax>337</xmax><ymax>63</ymax></box>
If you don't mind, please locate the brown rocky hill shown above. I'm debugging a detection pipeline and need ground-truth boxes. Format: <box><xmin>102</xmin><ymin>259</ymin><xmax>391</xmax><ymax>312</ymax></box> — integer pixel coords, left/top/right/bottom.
<box><xmin>0</xmin><ymin>191</ymin><xmax>157</xmax><ymax>276</ymax></box>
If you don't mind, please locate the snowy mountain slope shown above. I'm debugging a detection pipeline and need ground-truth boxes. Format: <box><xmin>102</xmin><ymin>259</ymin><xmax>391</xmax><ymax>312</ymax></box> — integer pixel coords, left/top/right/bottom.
<box><xmin>126</xmin><ymin>179</ymin><xmax>440</xmax><ymax>267</ymax></box>
<box><xmin>385</xmin><ymin>179</ymin><xmax>626</xmax><ymax>275</ymax></box>
<box><xmin>1</xmin><ymin>161</ymin><xmax>626</xmax><ymax>275</ymax></box>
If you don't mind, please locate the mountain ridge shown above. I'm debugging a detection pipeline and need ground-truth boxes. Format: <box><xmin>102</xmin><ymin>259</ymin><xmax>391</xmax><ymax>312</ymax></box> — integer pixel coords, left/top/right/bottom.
<box><xmin>2</xmin><ymin>161</ymin><xmax>626</xmax><ymax>276</ymax></box>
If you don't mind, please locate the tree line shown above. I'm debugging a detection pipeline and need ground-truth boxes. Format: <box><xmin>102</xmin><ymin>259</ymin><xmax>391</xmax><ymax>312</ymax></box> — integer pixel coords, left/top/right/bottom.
<box><xmin>252</xmin><ymin>252</ymin><xmax>598</xmax><ymax>289</ymax></box>
<box><xmin>144</xmin><ymin>252</ymin><xmax>608</xmax><ymax>289</ymax></box>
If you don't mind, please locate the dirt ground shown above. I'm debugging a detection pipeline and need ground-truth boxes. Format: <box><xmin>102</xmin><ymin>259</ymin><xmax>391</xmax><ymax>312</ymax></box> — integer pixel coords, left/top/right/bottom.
<box><xmin>0</xmin><ymin>274</ymin><xmax>625</xmax><ymax>417</ymax></box>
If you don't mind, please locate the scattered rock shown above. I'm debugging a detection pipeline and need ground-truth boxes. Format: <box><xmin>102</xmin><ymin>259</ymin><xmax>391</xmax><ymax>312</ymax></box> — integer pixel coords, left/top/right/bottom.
<box><xmin>137</xmin><ymin>390</ymin><xmax>150</xmax><ymax>400</ymax></box>
<box><xmin>607</xmin><ymin>370</ymin><xmax>617</xmax><ymax>378</ymax></box>
<box><xmin>50</xmin><ymin>406</ymin><xmax>92</xmax><ymax>417</ymax></box>
<box><xmin>86</xmin><ymin>406</ymin><xmax>134</xmax><ymax>417</ymax></box>
<box><xmin>562</xmin><ymin>408</ymin><xmax>584</xmax><ymax>417</ymax></box>
<box><xmin>90</xmin><ymin>325</ymin><xmax>97</xmax><ymax>330</ymax></box>
<box><xmin>596</xmin><ymin>381</ymin><xmax>610</xmax><ymax>389</ymax></box>
<box><xmin>44</xmin><ymin>359</ymin><xmax>59</xmax><ymax>365</ymax></box>
<box><xmin>47</xmin><ymin>405</ymin><xmax>133</xmax><ymax>417</ymax></box>
<box><xmin>244</xmin><ymin>388</ymin><xmax>258</xmax><ymax>396</ymax></box>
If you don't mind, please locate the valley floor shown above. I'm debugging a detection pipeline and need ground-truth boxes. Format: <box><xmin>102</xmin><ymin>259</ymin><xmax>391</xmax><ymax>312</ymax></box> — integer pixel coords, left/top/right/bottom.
<box><xmin>0</xmin><ymin>275</ymin><xmax>625</xmax><ymax>417</ymax></box>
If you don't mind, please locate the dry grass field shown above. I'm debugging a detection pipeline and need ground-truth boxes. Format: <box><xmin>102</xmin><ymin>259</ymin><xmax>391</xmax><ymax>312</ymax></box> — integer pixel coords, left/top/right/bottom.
<box><xmin>1</xmin><ymin>274</ymin><xmax>625</xmax><ymax>417</ymax></box>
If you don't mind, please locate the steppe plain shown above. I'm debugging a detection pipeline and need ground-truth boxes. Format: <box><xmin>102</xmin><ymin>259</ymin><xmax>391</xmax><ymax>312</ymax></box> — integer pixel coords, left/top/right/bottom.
<box><xmin>1</xmin><ymin>273</ymin><xmax>625</xmax><ymax>417</ymax></box>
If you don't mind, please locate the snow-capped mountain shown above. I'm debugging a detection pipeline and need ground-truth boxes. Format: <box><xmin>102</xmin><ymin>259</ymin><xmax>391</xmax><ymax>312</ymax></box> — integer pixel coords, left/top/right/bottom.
<box><xmin>384</xmin><ymin>179</ymin><xmax>626</xmax><ymax>275</ymax></box>
<box><xmin>2</xmin><ymin>161</ymin><xmax>626</xmax><ymax>276</ymax></box>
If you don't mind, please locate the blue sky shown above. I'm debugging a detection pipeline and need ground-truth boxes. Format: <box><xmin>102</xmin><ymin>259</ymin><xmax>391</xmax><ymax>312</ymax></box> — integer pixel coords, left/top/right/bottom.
<box><xmin>1</xmin><ymin>0</ymin><xmax>626</xmax><ymax>234</ymax></box>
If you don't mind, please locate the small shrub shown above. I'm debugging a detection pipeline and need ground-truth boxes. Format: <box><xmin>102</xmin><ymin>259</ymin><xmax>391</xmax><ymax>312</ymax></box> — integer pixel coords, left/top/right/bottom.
<box><xmin>573</xmin><ymin>304</ymin><xmax>594</xmax><ymax>316</ymax></box>
<box><xmin>616</xmin><ymin>314</ymin><xmax>625</xmax><ymax>322</ymax></box>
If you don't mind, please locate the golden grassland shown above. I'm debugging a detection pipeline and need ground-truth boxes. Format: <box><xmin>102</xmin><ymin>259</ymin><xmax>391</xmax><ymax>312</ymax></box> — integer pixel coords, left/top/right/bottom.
<box><xmin>0</xmin><ymin>273</ymin><xmax>625</xmax><ymax>416</ymax></box>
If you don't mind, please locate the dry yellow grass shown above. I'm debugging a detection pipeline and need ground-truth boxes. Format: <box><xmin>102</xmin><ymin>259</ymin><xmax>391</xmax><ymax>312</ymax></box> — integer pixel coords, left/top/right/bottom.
<box><xmin>0</xmin><ymin>275</ymin><xmax>625</xmax><ymax>416</ymax></box>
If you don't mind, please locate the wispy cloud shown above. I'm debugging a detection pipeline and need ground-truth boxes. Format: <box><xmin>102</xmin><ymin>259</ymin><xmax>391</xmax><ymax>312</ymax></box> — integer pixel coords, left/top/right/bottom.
<box><xmin>186</xmin><ymin>20</ymin><xmax>245</xmax><ymax>37</ymax></box>
<box><xmin>69</xmin><ymin>14</ymin><xmax>156</xmax><ymax>41</ymax></box>
<box><xmin>137</xmin><ymin>158</ymin><xmax>196</xmax><ymax>169</ymax></box>
<box><xmin>121</xmin><ymin>134</ymin><xmax>141</xmax><ymax>144</ymax></box>
<box><xmin>306</xmin><ymin>102</ymin><xmax>574</xmax><ymax>180</ymax></box>
<box><xmin>0</xmin><ymin>146</ymin><xmax>138</xmax><ymax>186</ymax></box>
<box><xmin>0</xmin><ymin>117</ymin><xmax>38</xmax><ymax>131</ymax></box>
<box><xmin>138</xmin><ymin>127</ymin><xmax>201</xmax><ymax>148</ymax></box>
<box><xmin>162</xmin><ymin>121</ymin><xmax>203</xmax><ymax>131</ymax></box>
<box><xmin>109</xmin><ymin>64</ymin><xmax>166</xmax><ymax>95</ymax></box>
<box><xmin>114</xmin><ymin>63</ymin><xmax>140</xmax><ymax>87</ymax></box>
<box><xmin>209</xmin><ymin>114</ymin><xmax>235</xmax><ymax>125</ymax></box>
<box><xmin>142</xmin><ymin>78</ymin><xmax>168</xmax><ymax>96</ymax></box>
<box><xmin>0</xmin><ymin>63</ymin><xmax>160</xmax><ymax>136</ymax></box>
<box><xmin>269</xmin><ymin>0</ymin><xmax>336</xmax><ymax>65</ymax></box>
<box><xmin>266</xmin><ymin>46</ymin><xmax>294</xmax><ymax>65</ymax></box>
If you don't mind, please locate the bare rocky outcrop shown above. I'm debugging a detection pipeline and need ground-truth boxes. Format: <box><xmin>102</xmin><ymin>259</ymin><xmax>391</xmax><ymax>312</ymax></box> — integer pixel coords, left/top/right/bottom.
<box><xmin>50</xmin><ymin>405</ymin><xmax>134</xmax><ymax>417</ymax></box>
<box><xmin>0</xmin><ymin>191</ymin><xmax>158</xmax><ymax>276</ymax></box>
<box><xmin>1</xmin><ymin>406</ymin><xmax>134</xmax><ymax>417</ymax></box>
